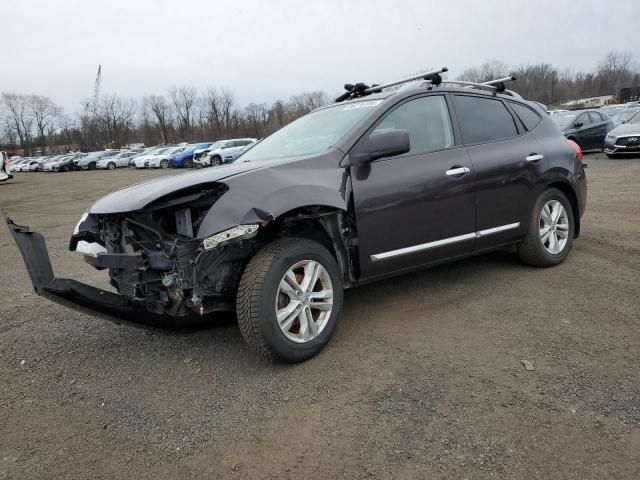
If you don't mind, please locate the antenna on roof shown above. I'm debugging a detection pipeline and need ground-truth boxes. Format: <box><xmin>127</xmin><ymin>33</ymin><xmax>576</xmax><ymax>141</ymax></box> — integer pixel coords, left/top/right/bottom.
<box><xmin>335</xmin><ymin>67</ymin><xmax>448</xmax><ymax>102</ymax></box>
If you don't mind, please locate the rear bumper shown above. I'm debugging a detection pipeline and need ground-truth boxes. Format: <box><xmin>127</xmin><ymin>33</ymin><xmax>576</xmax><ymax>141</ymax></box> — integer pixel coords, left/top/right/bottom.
<box><xmin>4</xmin><ymin>215</ymin><xmax>204</xmax><ymax>329</ymax></box>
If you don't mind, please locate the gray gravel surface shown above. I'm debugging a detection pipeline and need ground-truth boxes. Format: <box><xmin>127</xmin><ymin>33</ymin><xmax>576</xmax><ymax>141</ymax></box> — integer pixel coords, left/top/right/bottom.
<box><xmin>0</xmin><ymin>154</ymin><xmax>639</xmax><ymax>479</ymax></box>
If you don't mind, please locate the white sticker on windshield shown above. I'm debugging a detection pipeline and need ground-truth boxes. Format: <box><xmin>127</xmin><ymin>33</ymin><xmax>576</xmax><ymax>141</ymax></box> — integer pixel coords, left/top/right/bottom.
<box><xmin>343</xmin><ymin>100</ymin><xmax>382</xmax><ymax>110</ymax></box>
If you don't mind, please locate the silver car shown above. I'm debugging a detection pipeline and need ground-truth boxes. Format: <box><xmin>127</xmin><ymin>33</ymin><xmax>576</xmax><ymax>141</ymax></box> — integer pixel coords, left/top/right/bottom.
<box><xmin>604</xmin><ymin>110</ymin><xmax>640</xmax><ymax>157</ymax></box>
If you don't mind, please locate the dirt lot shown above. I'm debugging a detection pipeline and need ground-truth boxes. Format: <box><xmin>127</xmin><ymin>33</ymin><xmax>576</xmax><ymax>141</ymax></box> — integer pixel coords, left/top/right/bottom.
<box><xmin>0</xmin><ymin>154</ymin><xmax>639</xmax><ymax>479</ymax></box>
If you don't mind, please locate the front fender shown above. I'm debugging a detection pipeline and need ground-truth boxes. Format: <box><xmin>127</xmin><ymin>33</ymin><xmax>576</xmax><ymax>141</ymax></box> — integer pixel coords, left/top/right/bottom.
<box><xmin>197</xmin><ymin>151</ymin><xmax>348</xmax><ymax>237</ymax></box>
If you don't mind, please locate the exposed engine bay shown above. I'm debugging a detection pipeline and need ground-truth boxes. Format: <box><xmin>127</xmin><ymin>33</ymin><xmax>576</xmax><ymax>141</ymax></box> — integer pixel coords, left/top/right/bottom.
<box><xmin>71</xmin><ymin>184</ymin><xmax>260</xmax><ymax>317</ymax></box>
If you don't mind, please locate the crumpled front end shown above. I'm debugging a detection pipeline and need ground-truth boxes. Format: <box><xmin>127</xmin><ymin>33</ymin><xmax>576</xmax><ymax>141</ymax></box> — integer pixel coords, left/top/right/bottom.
<box><xmin>4</xmin><ymin>181</ymin><xmax>261</xmax><ymax>328</ymax></box>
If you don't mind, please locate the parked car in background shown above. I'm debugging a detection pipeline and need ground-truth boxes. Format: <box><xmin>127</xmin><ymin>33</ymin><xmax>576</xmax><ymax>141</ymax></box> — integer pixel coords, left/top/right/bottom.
<box><xmin>611</xmin><ymin>108</ymin><xmax>640</xmax><ymax>127</ymax></box>
<box><xmin>96</xmin><ymin>151</ymin><xmax>139</xmax><ymax>170</ymax></box>
<box><xmin>9</xmin><ymin>158</ymin><xmax>31</xmax><ymax>172</ymax></box>
<box><xmin>132</xmin><ymin>146</ymin><xmax>185</xmax><ymax>169</ymax></box>
<box><xmin>551</xmin><ymin>109</ymin><xmax>614</xmax><ymax>150</ymax></box>
<box><xmin>548</xmin><ymin>109</ymin><xmax>569</xmax><ymax>115</ymax></box>
<box><xmin>76</xmin><ymin>151</ymin><xmax>120</xmax><ymax>170</ymax></box>
<box><xmin>599</xmin><ymin>105</ymin><xmax>627</xmax><ymax>117</ymax></box>
<box><xmin>195</xmin><ymin>138</ymin><xmax>257</xmax><ymax>166</ymax></box>
<box><xmin>169</xmin><ymin>142</ymin><xmax>215</xmax><ymax>168</ymax></box>
<box><xmin>604</xmin><ymin>111</ymin><xmax>640</xmax><ymax>157</ymax></box>
<box><xmin>0</xmin><ymin>151</ymin><xmax>12</xmax><ymax>182</ymax></box>
<box><xmin>51</xmin><ymin>153</ymin><xmax>87</xmax><ymax>172</ymax></box>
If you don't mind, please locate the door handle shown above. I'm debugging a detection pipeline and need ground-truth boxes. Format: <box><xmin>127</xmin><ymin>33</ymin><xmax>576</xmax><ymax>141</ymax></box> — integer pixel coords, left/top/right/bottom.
<box><xmin>526</xmin><ymin>154</ymin><xmax>544</xmax><ymax>163</ymax></box>
<box><xmin>445</xmin><ymin>166</ymin><xmax>471</xmax><ymax>177</ymax></box>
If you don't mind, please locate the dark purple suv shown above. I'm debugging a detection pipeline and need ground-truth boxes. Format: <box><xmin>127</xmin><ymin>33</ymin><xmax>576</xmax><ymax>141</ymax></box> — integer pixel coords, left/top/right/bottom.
<box><xmin>7</xmin><ymin>78</ymin><xmax>587</xmax><ymax>362</ymax></box>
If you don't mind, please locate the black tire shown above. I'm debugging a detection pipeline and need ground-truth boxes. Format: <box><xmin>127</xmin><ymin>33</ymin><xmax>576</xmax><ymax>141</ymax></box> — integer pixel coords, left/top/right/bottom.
<box><xmin>210</xmin><ymin>156</ymin><xmax>222</xmax><ymax>166</ymax></box>
<box><xmin>236</xmin><ymin>238</ymin><xmax>344</xmax><ymax>363</ymax></box>
<box><xmin>88</xmin><ymin>162</ymin><xmax>96</xmax><ymax>170</ymax></box>
<box><xmin>107</xmin><ymin>162</ymin><xmax>116</xmax><ymax>170</ymax></box>
<box><xmin>160</xmin><ymin>159</ymin><xmax>169</xmax><ymax>169</ymax></box>
<box><xmin>61</xmin><ymin>165</ymin><xmax>70</xmax><ymax>172</ymax></box>
<box><xmin>184</xmin><ymin>158</ymin><xmax>193</xmax><ymax>168</ymax></box>
<box><xmin>517</xmin><ymin>188</ymin><xmax>575</xmax><ymax>267</ymax></box>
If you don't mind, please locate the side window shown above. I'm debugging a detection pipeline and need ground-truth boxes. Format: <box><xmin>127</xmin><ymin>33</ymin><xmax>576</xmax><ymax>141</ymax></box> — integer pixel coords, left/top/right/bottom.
<box><xmin>576</xmin><ymin>113</ymin><xmax>591</xmax><ymax>126</ymax></box>
<box><xmin>453</xmin><ymin>95</ymin><xmax>518</xmax><ymax>144</ymax></box>
<box><xmin>510</xmin><ymin>102</ymin><xmax>542</xmax><ymax>131</ymax></box>
<box><xmin>372</xmin><ymin>95</ymin><xmax>454</xmax><ymax>156</ymax></box>
<box><xmin>589</xmin><ymin>111</ymin><xmax>603</xmax><ymax>123</ymax></box>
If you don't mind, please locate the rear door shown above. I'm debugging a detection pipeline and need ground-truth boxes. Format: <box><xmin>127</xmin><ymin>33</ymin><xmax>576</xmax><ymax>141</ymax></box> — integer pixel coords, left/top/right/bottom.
<box><xmin>589</xmin><ymin>111</ymin><xmax>608</xmax><ymax>147</ymax></box>
<box><xmin>451</xmin><ymin>94</ymin><xmax>547</xmax><ymax>251</ymax></box>
<box><xmin>573</xmin><ymin>112</ymin><xmax>594</xmax><ymax>149</ymax></box>
<box><xmin>351</xmin><ymin>94</ymin><xmax>476</xmax><ymax>279</ymax></box>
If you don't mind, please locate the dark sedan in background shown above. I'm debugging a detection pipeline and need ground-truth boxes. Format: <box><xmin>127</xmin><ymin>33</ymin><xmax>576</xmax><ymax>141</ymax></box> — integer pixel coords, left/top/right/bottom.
<box><xmin>551</xmin><ymin>110</ymin><xmax>615</xmax><ymax>150</ymax></box>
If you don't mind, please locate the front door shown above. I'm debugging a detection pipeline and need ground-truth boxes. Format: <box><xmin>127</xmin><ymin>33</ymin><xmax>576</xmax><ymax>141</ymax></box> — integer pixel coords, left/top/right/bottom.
<box><xmin>351</xmin><ymin>94</ymin><xmax>476</xmax><ymax>280</ymax></box>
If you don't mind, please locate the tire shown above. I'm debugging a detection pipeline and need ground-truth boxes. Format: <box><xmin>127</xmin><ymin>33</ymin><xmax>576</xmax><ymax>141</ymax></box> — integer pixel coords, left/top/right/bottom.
<box><xmin>107</xmin><ymin>162</ymin><xmax>116</xmax><ymax>170</ymax></box>
<box><xmin>160</xmin><ymin>159</ymin><xmax>169</xmax><ymax>169</ymax></box>
<box><xmin>184</xmin><ymin>158</ymin><xmax>193</xmax><ymax>169</ymax></box>
<box><xmin>210</xmin><ymin>156</ymin><xmax>222</xmax><ymax>167</ymax></box>
<box><xmin>61</xmin><ymin>165</ymin><xmax>70</xmax><ymax>172</ymax></box>
<box><xmin>88</xmin><ymin>162</ymin><xmax>96</xmax><ymax>170</ymax></box>
<box><xmin>517</xmin><ymin>188</ymin><xmax>575</xmax><ymax>267</ymax></box>
<box><xmin>236</xmin><ymin>238</ymin><xmax>344</xmax><ymax>363</ymax></box>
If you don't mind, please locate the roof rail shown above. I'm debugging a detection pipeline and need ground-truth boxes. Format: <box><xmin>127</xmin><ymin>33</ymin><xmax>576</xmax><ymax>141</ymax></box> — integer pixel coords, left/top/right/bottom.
<box><xmin>334</xmin><ymin>70</ymin><xmax>518</xmax><ymax>102</ymax></box>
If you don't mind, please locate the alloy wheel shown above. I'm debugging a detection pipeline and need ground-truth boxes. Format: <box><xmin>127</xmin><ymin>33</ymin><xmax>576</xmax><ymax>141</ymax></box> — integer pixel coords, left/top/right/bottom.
<box><xmin>275</xmin><ymin>260</ymin><xmax>334</xmax><ymax>343</ymax></box>
<box><xmin>539</xmin><ymin>200</ymin><xmax>569</xmax><ymax>254</ymax></box>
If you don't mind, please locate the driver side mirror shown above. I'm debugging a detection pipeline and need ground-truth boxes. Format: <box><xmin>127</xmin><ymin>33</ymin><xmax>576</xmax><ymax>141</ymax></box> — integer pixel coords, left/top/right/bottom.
<box><xmin>574</xmin><ymin>122</ymin><xmax>583</xmax><ymax>129</ymax></box>
<box><xmin>351</xmin><ymin>129</ymin><xmax>411</xmax><ymax>165</ymax></box>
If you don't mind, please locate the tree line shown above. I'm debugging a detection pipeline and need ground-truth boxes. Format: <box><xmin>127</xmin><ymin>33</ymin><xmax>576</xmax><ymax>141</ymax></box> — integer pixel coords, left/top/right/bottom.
<box><xmin>2</xmin><ymin>51</ymin><xmax>639</xmax><ymax>155</ymax></box>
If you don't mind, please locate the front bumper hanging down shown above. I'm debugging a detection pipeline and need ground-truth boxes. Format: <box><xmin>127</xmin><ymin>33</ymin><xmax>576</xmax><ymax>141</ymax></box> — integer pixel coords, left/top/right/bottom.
<box><xmin>4</xmin><ymin>215</ymin><xmax>201</xmax><ymax>329</ymax></box>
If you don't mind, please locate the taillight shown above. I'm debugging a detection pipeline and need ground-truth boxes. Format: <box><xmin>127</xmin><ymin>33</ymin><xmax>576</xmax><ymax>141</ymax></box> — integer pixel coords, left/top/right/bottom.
<box><xmin>566</xmin><ymin>139</ymin><xmax>583</xmax><ymax>162</ymax></box>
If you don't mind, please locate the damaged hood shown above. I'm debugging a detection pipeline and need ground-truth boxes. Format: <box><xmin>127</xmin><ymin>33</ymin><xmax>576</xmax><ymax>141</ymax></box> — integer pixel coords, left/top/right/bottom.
<box><xmin>88</xmin><ymin>161</ymin><xmax>269</xmax><ymax>214</ymax></box>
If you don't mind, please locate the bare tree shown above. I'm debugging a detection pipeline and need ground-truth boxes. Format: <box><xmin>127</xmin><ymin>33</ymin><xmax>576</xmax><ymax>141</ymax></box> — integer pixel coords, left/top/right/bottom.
<box><xmin>2</xmin><ymin>93</ymin><xmax>35</xmax><ymax>155</ymax></box>
<box><xmin>29</xmin><ymin>95</ymin><xmax>61</xmax><ymax>152</ymax></box>
<box><xmin>169</xmin><ymin>86</ymin><xmax>198</xmax><ymax>139</ymax></box>
<box><xmin>143</xmin><ymin>94</ymin><xmax>174</xmax><ymax>144</ymax></box>
<box><xmin>458</xmin><ymin>60</ymin><xmax>509</xmax><ymax>83</ymax></box>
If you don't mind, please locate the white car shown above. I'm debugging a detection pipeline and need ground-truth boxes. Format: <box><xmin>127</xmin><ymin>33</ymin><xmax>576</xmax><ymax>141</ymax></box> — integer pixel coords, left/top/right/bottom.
<box><xmin>96</xmin><ymin>151</ymin><xmax>140</xmax><ymax>170</ymax></box>
<box><xmin>0</xmin><ymin>151</ymin><xmax>12</xmax><ymax>182</ymax></box>
<box><xmin>132</xmin><ymin>147</ymin><xmax>185</xmax><ymax>169</ymax></box>
<box><xmin>193</xmin><ymin>138</ymin><xmax>257</xmax><ymax>166</ymax></box>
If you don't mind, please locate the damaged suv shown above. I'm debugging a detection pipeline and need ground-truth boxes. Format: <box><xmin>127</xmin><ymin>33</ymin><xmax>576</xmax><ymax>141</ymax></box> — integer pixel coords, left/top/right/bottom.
<box><xmin>6</xmin><ymin>74</ymin><xmax>587</xmax><ymax>362</ymax></box>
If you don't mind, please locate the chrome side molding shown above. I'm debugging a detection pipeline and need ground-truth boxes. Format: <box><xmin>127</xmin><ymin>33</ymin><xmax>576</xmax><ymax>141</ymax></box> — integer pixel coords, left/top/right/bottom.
<box><xmin>371</xmin><ymin>222</ymin><xmax>520</xmax><ymax>262</ymax></box>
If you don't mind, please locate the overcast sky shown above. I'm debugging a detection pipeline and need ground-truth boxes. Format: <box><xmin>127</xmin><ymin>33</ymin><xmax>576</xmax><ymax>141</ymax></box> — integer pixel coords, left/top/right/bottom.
<box><xmin>4</xmin><ymin>0</ymin><xmax>639</xmax><ymax>112</ymax></box>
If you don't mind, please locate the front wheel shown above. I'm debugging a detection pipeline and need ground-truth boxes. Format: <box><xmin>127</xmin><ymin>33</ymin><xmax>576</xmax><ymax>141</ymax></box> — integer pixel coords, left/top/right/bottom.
<box><xmin>61</xmin><ymin>165</ymin><xmax>70</xmax><ymax>172</ymax></box>
<box><xmin>517</xmin><ymin>188</ymin><xmax>575</xmax><ymax>267</ymax></box>
<box><xmin>236</xmin><ymin>238</ymin><xmax>344</xmax><ymax>363</ymax></box>
<box><xmin>107</xmin><ymin>162</ymin><xmax>116</xmax><ymax>170</ymax></box>
<box><xmin>210</xmin><ymin>156</ymin><xmax>222</xmax><ymax>167</ymax></box>
<box><xmin>159</xmin><ymin>159</ymin><xmax>169</xmax><ymax>168</ymax></box>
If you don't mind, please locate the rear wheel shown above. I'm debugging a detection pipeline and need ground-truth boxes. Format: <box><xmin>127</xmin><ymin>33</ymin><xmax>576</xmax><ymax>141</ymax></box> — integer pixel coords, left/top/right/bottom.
<box><xmin>184</xmin><ymin>158</ymin><xmax>193</xmax><ymax>168</ymax></box>
<box><xmin>236</xmin><ymin>238</ymin><xmax>343</xmax><ymax>363</ymax></box>
<box><xmin>210</xmin><ymin>156</ymin><xmax>222</xmax><ymax>166</ymax></box>
<box><xmin>517</xmin><ymin>188</ymin><xmax>575</xmax><ymax>267</ymax></box>
<box><xmin>107</xmin><ymin>162</ymin><xmax>116</xmax><ymax>170</ymax></box>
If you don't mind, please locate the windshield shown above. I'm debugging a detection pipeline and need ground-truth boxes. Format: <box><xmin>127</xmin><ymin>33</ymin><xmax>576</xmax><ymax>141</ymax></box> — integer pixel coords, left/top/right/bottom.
<box><xmin>239</xmin><ymin>100</ymin><xmax>382</xmax><ymax>161</ymax></box>
<box><xmin>613</xmin><ymin>110</ymin><xmax>640</xmax><ymax>123</ymax></box>
<box><xmin>551</xmin><ymin>113</ymin><xmax>578</xmax><ymax>128</ymax></box>
<box><xmin>152</xmin><ymin>148</ymin><xmax>170</xmax><ymax>155</ymax></box>
<box><xmin>600</xmin><ymin>106</ymin><xmax>624</xmax><ymax>116</ymax></box>
<box><xmin>628</xmin><ymin>111</ymin><xmax>640</xmax><ymax>124</ymax></box>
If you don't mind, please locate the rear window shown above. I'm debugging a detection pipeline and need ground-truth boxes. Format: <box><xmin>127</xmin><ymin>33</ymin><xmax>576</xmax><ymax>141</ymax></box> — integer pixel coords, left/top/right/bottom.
<box><xmin>510</xmin><ymin>102</ymin><xmax>542</xmax><ymax>131</ymax></box>
<box><xmin>453</xmin><ymin>95</ymin><xmax>518</xmax><ymax>144</ymax></box>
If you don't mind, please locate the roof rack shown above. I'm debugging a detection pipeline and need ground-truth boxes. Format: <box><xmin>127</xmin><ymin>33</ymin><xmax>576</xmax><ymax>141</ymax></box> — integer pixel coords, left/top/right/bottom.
<box><xmin>334</xmin><ymin>70</ymin><xmax>518</xmax><ymax>102</ymax></box>
<box><xmin>335</xmin><ymin>67</ymin><xmax>448</xmax><ymax>102</ymax></box>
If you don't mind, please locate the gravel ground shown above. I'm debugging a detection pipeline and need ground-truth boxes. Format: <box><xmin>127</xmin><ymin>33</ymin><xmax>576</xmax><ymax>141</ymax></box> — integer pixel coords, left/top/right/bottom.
<box><xmin>0</xmin><ymin>154</ymin><xmax>639</xmax><ymax>479</ymax></box>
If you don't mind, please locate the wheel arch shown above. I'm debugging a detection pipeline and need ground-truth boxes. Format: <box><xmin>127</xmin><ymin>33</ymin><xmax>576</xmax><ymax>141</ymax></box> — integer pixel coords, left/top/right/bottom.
<box><xmin>545</xmin><ymin>180</ymin><xmax>581</xmax><ymax>238</ymax></box>
<box><xmin>258</xmin><ymin>205</ymin><xmax>357</xmax><ymax>286</ymax></box>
